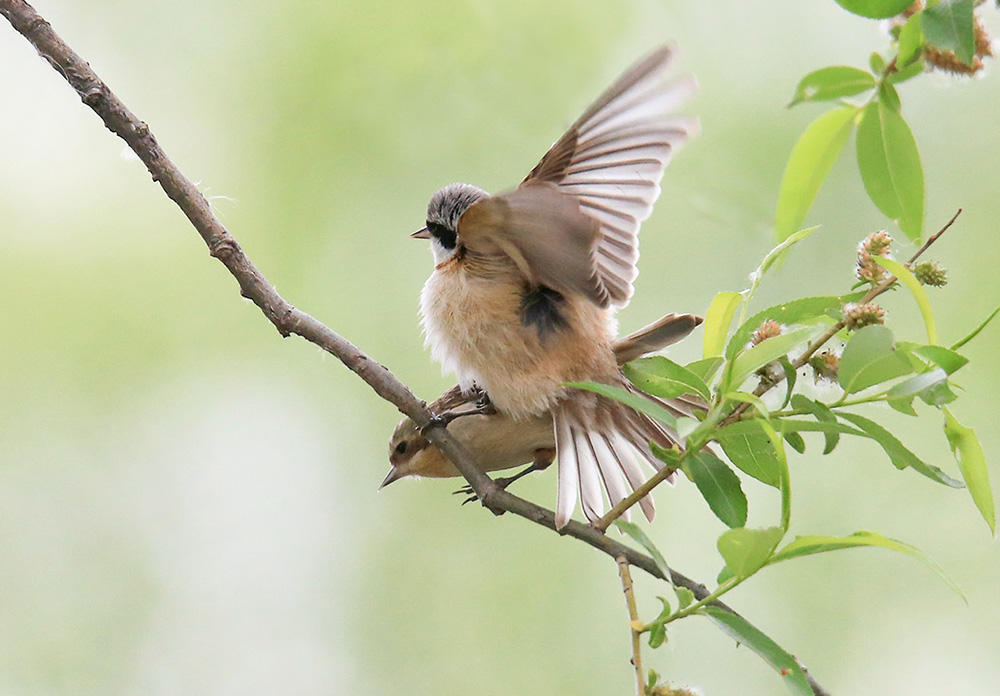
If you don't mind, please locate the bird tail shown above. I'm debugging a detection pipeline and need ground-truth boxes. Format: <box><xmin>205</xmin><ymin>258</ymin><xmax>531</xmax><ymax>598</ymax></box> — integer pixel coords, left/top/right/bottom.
<box><xmin>553</xmin><ymin>380</ymin><xmax>694</xmax><ymax>529</ymax></box>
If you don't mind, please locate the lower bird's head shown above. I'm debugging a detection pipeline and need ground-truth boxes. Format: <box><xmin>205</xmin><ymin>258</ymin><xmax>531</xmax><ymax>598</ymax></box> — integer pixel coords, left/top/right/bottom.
<box><xmin>412</xmin><ymin>183</ymin><xmax>488</xmax><ymax>265</ymax></box>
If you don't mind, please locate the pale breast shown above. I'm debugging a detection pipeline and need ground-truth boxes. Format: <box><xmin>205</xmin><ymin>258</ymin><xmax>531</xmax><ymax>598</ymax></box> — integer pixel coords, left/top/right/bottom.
<box><xmin>420</xmin><ymin>260</ymin><xmax>619</xmax><ymax>420</ymax></box>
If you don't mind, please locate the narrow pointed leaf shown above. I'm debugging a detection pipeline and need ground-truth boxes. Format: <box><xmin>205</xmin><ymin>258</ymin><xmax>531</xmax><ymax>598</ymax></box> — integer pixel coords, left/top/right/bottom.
<box><xmin>788</xmin><ymin>66</ymin><xmax>876</xmax><ymax>107</ymax></box>
<box><xmin>615</xmin><ymin>520</ymin><xmax>674</xmax><ymax>581</ymax></box>
<box><xmin>873</xmin><ymin>257</ymin><xmax>937</xmax><ymax>344</ymax></box>
<box><xmin>790</xmin><ymin>395</ymin><xmax>840</xmax><ymax>454</ymax></box>
<box><xmin>730</xmin><ymin>327</ymin><xmax>815</xmax><ymax>387</ymax></box>
<box><xmin>838</xmin><ymin>411</ymin><xmax>964</xmax><ymax>487</ymax></box>
<box><xmin>704</xmin><ymin>291</ymin><xmax>743</xmax><ymax>358</ymax></box>
<box><xmin>703</xmin><ymin>607</ymin><xmax>814</xmax><ymax>696</ymax></box>
<box><xmin>726</xmin><ymin>293</ymin><xmax>865</xmax><ymax>360</ymax></box>
<box><xmin>769</xmin><ymin>530</ymin><xmax>964</xmax><ymax>600</ymax></box>
<box><xmin>951</xmin><ymin>305</ymin><xmax>1000</xmax><ymax>351</ymax></box>
<box><xmin>897</xmin><ymin>12</ymin><xmax>925</xmax><ymax>66</ymax></box>
<box><xmin>856</xmin><ymin>101</ymin><xmax>924</xmax><ymax>241</ymax></box>
<box><xmin>689</xmin><ymin>451</ymin><xmax>748</xmax><ymax>528</ymax></box>
<box><xmin>775</xmin><ymin>107</ymin><xmax>857</xmax><ymax>241</ymax></box>
<box><xmin>943</xmin><ymin>408</ymin><xmax>996</xmax><ymax>534</ymax></box>
<box><xmin>624</xmin><ymin>356</ymin><xmax>712</xmax><ymax>401</ymax></box>
<box><xmin>834</xmin><ymin>0</ymin><xmax>918</xmax><ymax>19</ymax></box>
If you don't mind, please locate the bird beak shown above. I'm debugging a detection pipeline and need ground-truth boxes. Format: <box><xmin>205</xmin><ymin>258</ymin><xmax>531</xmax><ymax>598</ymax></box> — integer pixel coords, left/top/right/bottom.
<box><xmin>410</xmin><ymin>227</ymin><xmax>431</xmax><ymax>239</ymax></box>
<box><xmin>379</xmin><ymin>467</ymin><xmax>404</xmax><ymax>490</ymax></box>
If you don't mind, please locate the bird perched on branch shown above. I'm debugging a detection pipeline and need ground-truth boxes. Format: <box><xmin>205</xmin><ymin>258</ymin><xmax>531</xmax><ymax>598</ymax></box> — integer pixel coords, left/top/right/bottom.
<box><xmin>411</xmin><ymin>46</ymin><xmax>698</xmax><ymax>528</ymax></box>
<box><xmin>384</xmin><ymin>313</ymin><xmax>704</xmax><ymax>518</ymax></box>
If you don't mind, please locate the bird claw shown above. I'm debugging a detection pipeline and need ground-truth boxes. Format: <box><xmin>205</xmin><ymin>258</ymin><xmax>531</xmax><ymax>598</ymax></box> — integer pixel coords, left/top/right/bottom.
<box><xmin>424</xmin><ymin>393</ymin><xmax>496</xmax><ymax>432</ymax></box>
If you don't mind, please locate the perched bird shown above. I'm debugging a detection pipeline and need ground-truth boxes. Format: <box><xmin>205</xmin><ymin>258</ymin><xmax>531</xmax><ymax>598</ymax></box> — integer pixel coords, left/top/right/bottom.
<box><xmin>412</xmin><ymin>46</ymin><xmax>698</xmax><ymax>528</ymax></box>
<box><xmin>383</xmin><ymin>313</ymin><xmax>704</xmax><ymax>514</ymax></box>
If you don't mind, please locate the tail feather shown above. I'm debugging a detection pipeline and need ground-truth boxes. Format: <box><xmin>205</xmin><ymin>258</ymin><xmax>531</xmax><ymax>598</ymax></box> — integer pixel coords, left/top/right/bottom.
<box><xmin>574</xmin><ymin>428</ymin><xmax>605</xmax><ymax>522</ymax></box>
<box><xmin>553</xmin><ymin>382</ymin><xmax>692</xmax><ymax>528</ymax></box>
<box><xmin>554</xmin><ymin>413</ymin><xmax>579</xmax><ymax>528</ymax></box>
<box><xmin>590</xmin><ymin>434</ymin><xmax>632</xmax><ymax>521</ymax></box>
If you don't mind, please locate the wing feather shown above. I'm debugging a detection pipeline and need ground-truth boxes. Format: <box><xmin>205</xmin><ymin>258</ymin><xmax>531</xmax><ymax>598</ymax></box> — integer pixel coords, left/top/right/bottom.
<box><xmin>521</xmin><ymin>45</ymin><xmax>699</xmax><ymax>307</ymax></box>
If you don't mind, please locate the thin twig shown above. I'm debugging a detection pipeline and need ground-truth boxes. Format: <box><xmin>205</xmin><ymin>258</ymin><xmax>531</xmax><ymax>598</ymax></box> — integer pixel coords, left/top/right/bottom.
<box><xmin>617</xmin><ymin>555</ymin><xmax>645</xmax><ymax>696</ymax></box>
<box><xmin>594</xmin><ymin>210</ymin><xmax>960</xmax><ymax>533</ymax></box>
<box><xmin>0</xmin><ymin>5</ymin><xmax>830</xmax><ymax>694</ymax></box>
<box><xmin>722</xmin><ymin>209</ymin><xmax>961</xmax><ymax>426</ymax></box>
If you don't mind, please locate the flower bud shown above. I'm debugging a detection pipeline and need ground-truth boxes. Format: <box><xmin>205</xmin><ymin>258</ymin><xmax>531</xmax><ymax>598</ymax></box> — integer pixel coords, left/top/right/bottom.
<box><xmin>856</xmin><ymin>230</ymin><xmax>893</xmax><ymax>285</ymax></box>
<box><xmin>751</xmin><ymin>319</ymin><xmax>784</xmax><ymax>346</ymax></box>
<box><xmin>913</xmin><ymin>261</ymin><xmax>948</xmax><ymax>287</ymax></box>
<box><xmin>843</xmin><ymin>302</ymin><xmax>886</xmax><ymax>330</ymax></box>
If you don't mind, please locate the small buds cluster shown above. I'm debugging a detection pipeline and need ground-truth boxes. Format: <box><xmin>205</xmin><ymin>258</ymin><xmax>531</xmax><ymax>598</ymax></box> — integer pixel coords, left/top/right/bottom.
<box><xmin>751</xmin><ymin>319</ymin><xmax>784</xmax><ymax>346</ymax></box>
<box><xmin>856</xmin><ymin>230</ymin><xmax>893</xmax><ymax>285</ymax></box>
<box><xmin>914</xmin><ymin>261</ymin><xmax>948</xmax><ymax>287</ymax></box>
<box><xmin>843</xmin><ymin>302</ymin><xmax>887</xmax><ymax>330</ymax></box>
<box><xmin>809</xmin><ymin>350</ymin><xmax>840</xmax><ymax>382</ymax></box>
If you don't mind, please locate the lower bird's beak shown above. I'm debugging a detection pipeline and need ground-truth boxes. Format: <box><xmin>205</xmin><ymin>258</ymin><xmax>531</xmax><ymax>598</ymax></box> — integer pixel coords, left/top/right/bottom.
<box><xmin>379</xmin><ymin>467</ymin><xmax>404</xmax><ymax>489</ymax></box>
<box><xmin>410</xmin><ymin>227</ymin><xmax>431</xmax><ymax>239</ymax></box>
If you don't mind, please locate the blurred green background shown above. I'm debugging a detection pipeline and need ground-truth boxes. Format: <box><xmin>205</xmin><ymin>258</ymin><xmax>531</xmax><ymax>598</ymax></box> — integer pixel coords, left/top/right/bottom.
<box><xmin>2</xmin><ymin>1</ymin><xmax>998</xmax><ymax>694</ymax></box>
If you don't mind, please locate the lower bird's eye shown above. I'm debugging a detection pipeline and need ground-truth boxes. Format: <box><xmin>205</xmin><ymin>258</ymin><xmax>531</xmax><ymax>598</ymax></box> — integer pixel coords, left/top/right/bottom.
<box><xmin>394</xmin><ymin>441</ymin><xmax>408</xmax><ymax>455</ymax></box>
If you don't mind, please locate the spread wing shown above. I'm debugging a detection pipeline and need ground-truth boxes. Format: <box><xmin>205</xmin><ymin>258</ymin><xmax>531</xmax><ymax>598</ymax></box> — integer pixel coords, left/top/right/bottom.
<box><xmin>521</xmin><ymin>45</ymin><xmax>698</xmax><ymax>308</ymax></box>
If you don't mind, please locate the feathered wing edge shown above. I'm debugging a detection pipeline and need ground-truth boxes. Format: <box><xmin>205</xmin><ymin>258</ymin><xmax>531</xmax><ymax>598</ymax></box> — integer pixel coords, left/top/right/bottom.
<box><xmin>553</xmin><ymin>383</ymin><xmax>698</xmax><ymax>529</ymax></box>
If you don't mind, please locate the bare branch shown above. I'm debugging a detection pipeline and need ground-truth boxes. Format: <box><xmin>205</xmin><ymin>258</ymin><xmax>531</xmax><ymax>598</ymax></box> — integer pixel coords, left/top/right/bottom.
<box><xmin>617</xmin><ymin>555</ymin><xmax>645</xmax><ymax>696</ymax></box>
<box><xmin>0</xmin><ymin>4</ymin><xmax>830</xmax><ymax>694</ymax></box>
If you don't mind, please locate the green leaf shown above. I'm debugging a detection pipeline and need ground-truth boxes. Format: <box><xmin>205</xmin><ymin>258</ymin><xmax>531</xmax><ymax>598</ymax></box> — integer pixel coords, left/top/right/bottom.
<box><xmin>834</xmin><ymin>0</ymin><xmax>918</xmax><ymax>19</ymax></box>
<box><xmin>729</xmin><ymin>327</ymin><xmax>815</xmax><ymax>388</ymax></box>
<box><xmin>758</xmin><ymin>421</ymin><xmax>792</xmax><ymax>531</ymax></box>
<box><xmin>775</xmin><ymin>107</ymin><xmax>857</xmax><ymax>241</ymax></box>
<box><xmin>726</xmin><ymin>293</ymin><xmax>865</xmax><ymax>360</ymax></box>
<box><xmin>878</xmin><ymin>81</ymin><xmax>901</xmax><ymax>111</ymax></box>
<box><xmin>777</xmin><ymin>357</ymin><xmax>798</xmax><ymax>410</ymax></box>
<box><xmin>685</xmin><ymin>356</ymin><xmax>724</xmax><ymax>383</ymax></box>
<box><xmin>689</xmin><ymin>451</ymin><xmax>748</xmax><ymax>528</ymax></box>
<box><xmin>725</xmin><ymin>391</ymin><xmax>772</xmax><ymax>419</ymax></box>
<box><xmin>615</xmin><ymin>520</ymin><xmax>675</xmax><ymax>580</ymax></box>
<box><xmin>703</xmin><ymin>607</ymin><xmax>814</xmax><ymax>696</ymax></box>
<box><xmin>943</xmin><ymin>408</ymin><xmax>996</xmax><ymax>534</ymax></box>
<box><xmin>885</xmin><ymin>367</ymin><xmax>949</xmax><ymax>401</ymax></box>
<box><xmin>888</xmin><ymin>395</ymin><xmax>919</xmax><ymax>416</ymax></box>
<box><xmin>717</xmin><ymin>423</ymin><xmax>782</xmax><ymax>488</ymax></box>
<box><xmin>897</xmin><ymin>12</ymin><xmax>925</xmax><ymax>66</ymax></box>
<box><xmin>838</xmin><ymin>411</ymin><xmax>965</xmax><ymax>487</ymax></box>
<box><xmin>769</xmin><ymin>530</ymin><xmax>965</xmax><ymax>600</ymax></box>
<box><xmin>790</xmin><ymin>395</ymin><xmax>840</xmax><ymax>454</ymax></box>
<box><xmin>923</xmin><ymin>0</ymin><xmax>976</xmax><ymax>65</ymax></box>
<box><xmin>856</xmin><ymin>101</ymin><xmax>924</xmax><ymax>241</ymax></box>
<box><xmin>624</xmin><ymin>356</ymin><xmax>711</xmax><ymax>401</ymax></box>
<box><xmin>566</xmin><ymin>382</ymin><xmax>677</xmax><ymax>429</ymax></box>
<box><xmin>869</xmin><ymin>51</ymin><xmax>887</xmax><ymax>75</ymax></box>
<box><xmin>873</xmin><ymin>257</ymin><xmax>937</xmax><ymax>344</ymax></box>
<box><xmin>838</xmin><ymin>325</ymin><xmax>913</xmax><ymax>393</ymax></box>
<box><xmin>951</xmin><ymin>305</ymin><xmax>1000</xmax><ymax>351</ymax></box>
<box><xmin>913</xmin><ymin>345</ymin><xmax>968</xmax><ymax>374</ymax></box>
<box><xmin>783</xmin><ymin>430</ymin><xmax>806</xmax><ymax>453</ymax></box>
<box><xmin>649</xmin><ymin>623</ymin><xmax>667</xmax><ymax>648</ymax></box>
<box><xmin>887</xmin><ymin>58</ymin><xmax>925</xmax><ymax>84</ymax></box>
<box><xmin>717</xmin><ymin>526</ymin><xmax>784</xmax><ymax>578</ymax></box>
<box><xmin>674</xmin><ymin>586</ymin><xmax>695</xmax><ymax>611</ymax></box>
<box><xmin>788</xmin><ymin>66</ymin><xmax>876</xmax><ymax>107</ymax></box>
<box><xmin>703</xmin><ymin>291</ymin><xmax>743</xmax><ymax>359</ymax></box>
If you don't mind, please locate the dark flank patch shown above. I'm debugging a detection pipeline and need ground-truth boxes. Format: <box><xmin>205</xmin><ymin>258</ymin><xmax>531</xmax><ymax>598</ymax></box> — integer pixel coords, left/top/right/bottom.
<box><xmin>520</xmin><ymin>285</ymin><xmax>567</xmax><ymax>339</ymax></box>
